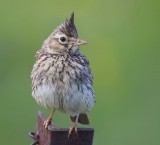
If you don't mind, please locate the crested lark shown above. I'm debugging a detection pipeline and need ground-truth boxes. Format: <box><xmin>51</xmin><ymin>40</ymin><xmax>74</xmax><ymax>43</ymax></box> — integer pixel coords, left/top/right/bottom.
<box><xmin>31</xmin><ymin>13</ymin><xmax>96</xmax><ymax>135</ymax></box>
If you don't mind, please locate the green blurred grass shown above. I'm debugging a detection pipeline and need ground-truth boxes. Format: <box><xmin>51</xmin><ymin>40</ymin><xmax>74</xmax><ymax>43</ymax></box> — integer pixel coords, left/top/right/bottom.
<box><xmin>0</xmin><ymin>0</ymin><xmax>160</xmax><ymax>145</ymax></box>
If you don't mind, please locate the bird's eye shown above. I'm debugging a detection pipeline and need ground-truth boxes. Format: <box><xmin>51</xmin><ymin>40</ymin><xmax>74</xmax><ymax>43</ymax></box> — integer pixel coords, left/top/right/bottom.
<box><xmin>60</xmin><ymin>37</ymin><xmax>66</xmax><ymax>42</ymax></box>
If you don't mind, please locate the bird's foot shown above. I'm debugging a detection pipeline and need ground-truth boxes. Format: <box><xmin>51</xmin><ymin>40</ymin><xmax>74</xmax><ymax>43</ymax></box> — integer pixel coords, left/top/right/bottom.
<box><xmin>68</xmin><ymin>124</ymin><xmax>78</xmax><ymax>137</ymax></box>
<box><xmin>43</xmin><ymin>110</ymin><xmax>55</xmax><ymax>129</ymax></box>
<box><xmin>43</xmin><ymin>118</ymin><xmax>54</xmax><ymax>129</ymax></box>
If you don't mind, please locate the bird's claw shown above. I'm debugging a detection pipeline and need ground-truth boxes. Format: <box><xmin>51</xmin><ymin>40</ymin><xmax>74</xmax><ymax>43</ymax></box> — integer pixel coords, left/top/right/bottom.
<box><xmin>43</xmin><ymin>119</ymin><xmax>53</xmax><ymax>129</ymax></box>
<box><xmin>68</xmin><ymin>124</ymin><xmax>78</xmax><ymax>137</ymax></box>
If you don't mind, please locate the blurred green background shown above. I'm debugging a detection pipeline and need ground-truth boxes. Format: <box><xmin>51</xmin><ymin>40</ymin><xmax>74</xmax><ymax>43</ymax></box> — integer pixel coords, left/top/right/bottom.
<box><xmin>0</xmin><ymin>0</ymin><xmax>160</xmax><ymax>144</ymax></box>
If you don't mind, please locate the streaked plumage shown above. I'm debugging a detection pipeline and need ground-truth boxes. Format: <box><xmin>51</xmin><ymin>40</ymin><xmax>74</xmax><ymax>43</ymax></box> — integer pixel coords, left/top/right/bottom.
<box><xmin>31</xmin><ymin>13</ymin><xmax>95</xmax><ymax>134</ymax></box>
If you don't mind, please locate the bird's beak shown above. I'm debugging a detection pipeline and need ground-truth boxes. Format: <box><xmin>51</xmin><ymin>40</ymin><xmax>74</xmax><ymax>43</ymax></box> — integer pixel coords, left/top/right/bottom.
<box><xmin>73</xmin><ymin>39</ymin><xmax>87</xmax><ymax>46</ymax></box>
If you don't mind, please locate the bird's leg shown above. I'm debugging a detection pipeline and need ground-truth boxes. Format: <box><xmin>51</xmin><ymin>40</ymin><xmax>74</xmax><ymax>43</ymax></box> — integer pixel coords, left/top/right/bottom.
<box><xmin>43</xmin><ymin>110</ymin><xmax>55</xmax><ymax>129</ymax></box>
<box><xmin>68</xmin><ymin>114</ymin><xmax>79</xmax><ymax>137</ymax></box>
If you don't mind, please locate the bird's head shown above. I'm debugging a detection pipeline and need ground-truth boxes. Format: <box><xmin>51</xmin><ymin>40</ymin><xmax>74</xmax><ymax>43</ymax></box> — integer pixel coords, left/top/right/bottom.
<box><xmin>43</xmin><ymin>13</ymin><xmax>87</xmax><ymax>54</ymax></box>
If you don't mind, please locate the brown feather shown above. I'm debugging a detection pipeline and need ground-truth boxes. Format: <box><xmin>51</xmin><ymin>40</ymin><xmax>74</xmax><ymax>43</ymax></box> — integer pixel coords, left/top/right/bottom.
<box><xmin>70</xmin><ymin>114</ymin><xmax>90</xmax><ymax>125</ymax></box>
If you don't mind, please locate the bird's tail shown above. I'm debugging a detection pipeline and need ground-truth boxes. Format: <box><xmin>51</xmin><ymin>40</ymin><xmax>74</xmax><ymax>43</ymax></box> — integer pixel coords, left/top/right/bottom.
<box><xmin>70</xmin><ymin>114</ymin><xmax>89</xmax><ymax>124</ymax></box>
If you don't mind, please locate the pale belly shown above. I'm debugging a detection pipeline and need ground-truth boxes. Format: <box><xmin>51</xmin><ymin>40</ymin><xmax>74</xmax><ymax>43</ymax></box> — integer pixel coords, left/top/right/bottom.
<box><xmin>32</xmin><ymin>81</ymin><xmax>95</xmax><ymax>116</ymax></box>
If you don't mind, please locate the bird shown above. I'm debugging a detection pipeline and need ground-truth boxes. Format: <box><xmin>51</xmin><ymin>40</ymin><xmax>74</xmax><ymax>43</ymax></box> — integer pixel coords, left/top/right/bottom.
<box><xmin>31</xmin><ymin>12</ymin><xmax>96</xmax><ymax>135</ymax></box>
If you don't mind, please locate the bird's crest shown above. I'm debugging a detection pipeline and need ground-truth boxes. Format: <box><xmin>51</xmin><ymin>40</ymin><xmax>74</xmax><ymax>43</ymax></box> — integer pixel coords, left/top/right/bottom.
<box><xmin>56</xmin><ymin>12</ymin><xmax>78</xmax><ymax>38</ymax></box>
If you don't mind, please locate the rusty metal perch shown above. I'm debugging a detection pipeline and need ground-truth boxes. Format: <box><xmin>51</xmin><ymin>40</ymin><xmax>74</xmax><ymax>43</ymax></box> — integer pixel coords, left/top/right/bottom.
<box><xmin>29</xmin><ymin>111</ymin><xmax>94</xmax><ymax>145</ymax></box>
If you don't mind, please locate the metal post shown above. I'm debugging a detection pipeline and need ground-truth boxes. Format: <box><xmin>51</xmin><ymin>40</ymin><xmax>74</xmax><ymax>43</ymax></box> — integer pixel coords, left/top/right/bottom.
<box><xmin>29</xmin><ymin>111</ymin><xmax>94</xmax><ymax>145</ymax></box>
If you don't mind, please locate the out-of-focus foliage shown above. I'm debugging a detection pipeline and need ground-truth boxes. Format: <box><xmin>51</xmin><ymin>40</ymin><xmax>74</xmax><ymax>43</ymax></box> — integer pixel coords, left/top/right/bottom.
<box><xmin>0</xmin><ymin>0</ymin><xmax>159</xmax><ymax>145</ymax></box>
